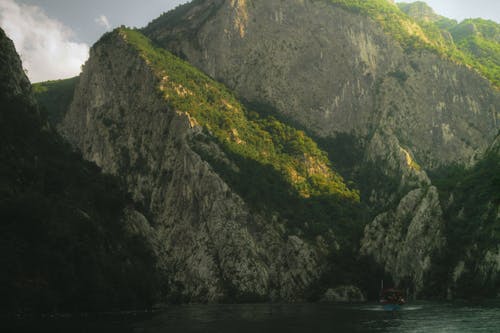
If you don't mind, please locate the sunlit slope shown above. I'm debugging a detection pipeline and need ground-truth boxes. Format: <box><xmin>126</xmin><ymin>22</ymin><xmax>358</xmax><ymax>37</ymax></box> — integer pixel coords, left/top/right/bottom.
<box><xmin>118</xmin><ymin>28</ymin><xmax>361</xmax><ymax>236</ymax></box>
<box><xmin>395</xmin><ymin>1</ymin><xmax>500</xmax><ymax>87</ymax></box>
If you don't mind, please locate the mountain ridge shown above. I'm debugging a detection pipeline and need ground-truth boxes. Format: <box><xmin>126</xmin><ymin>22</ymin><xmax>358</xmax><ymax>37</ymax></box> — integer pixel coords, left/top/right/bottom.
<box><xmin>398</xmin><ymin>1</ymin><xmax>500</xmax><ymax>87</ymax></box>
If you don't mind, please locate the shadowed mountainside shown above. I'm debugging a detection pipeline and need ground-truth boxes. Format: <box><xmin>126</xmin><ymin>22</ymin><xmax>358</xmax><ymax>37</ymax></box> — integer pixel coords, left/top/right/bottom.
<box><xmin>0</xmin><ymin>27</ymin><xmax>159</xmax><ymax>313</ymax></box>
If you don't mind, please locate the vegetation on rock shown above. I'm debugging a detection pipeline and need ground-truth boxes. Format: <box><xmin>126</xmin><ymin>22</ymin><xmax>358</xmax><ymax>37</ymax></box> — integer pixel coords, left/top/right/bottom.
<box><xmin>33</xmin><ymin>77</ymin><xmax>78</xmax><ymax>127</ymax></box>
<box><xmin>117</xmin><ymin>27</ymin><xmax>363</xmax><ymax>240</ymax></box>
<box><xmin>427</xmin><ymin>147</ymin><xmax>500</xmax><ymax>298</ymax></box>
<box><xmin>396</xmin><ymin>1</ymin><xmax>500</xmax><ymax>87</ymax></box>
<box><xmin>333</xmin><ymin>0</ymin><xmax>499</xmax><ymax>87</ymax></box>
<box><xmin>441</xmin><ymin>19</ymin><xmax>500</xmax><ymax>88</ymax></box>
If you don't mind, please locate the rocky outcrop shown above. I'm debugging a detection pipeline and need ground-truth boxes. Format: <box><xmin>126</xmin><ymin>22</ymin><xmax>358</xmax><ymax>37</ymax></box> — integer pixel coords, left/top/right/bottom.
<box><xmin>360</xmin><ymin>128</ymin><xmax>447</xmax><ymax>297</ymax></box>
<box><xmin>0</xmin><ymin>28</ymin><xmax>38</xmax><ymax>114</ymax></box>
<box><xmin>321</xmin><ymin>285</ymin><xmax>366</xmax><ymax>303</ymax></box>
<box><xmin>61</xmin><ymin>30</ymin><xmax>324</xmax><ymax>302</ymax></box>
<box><xmin>361</xmin><ymin>186</ymin><xmax>446</xmax><ymax>295</ymax></box>
<box><xmin>397</xmin><ymin>1</ymin><xmax>443</xmax><ymax>22</ymax></box>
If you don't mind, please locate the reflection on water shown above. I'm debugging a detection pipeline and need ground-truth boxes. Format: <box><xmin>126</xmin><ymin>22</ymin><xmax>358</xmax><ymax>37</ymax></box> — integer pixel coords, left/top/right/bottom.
<box><xmin>5</xmin><ymin>301</ymin><xmax>500</xmax><ymax>333</ymax></box>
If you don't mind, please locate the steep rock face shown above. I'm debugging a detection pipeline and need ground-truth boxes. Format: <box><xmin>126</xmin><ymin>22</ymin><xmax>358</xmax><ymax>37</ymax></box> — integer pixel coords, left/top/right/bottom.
<box><xmin>360</xmin><ymin>127</ymin><xmax>446</xmax><ymax>296</ymax></box>
<box><xmin>0</xmin><ymin>28</ymin><xmax>38</xmax><ymax>113</ymax></box>
<box><xmin>143</xmin><ymin>0</ymin><xmax>499</xmax><ymax>297</ymax></box>
<box><xmin>147</xmin><ymin>0</ymin><xmax>393</xmax><ymax>139</ymax></box>
<box><xmin>144</xmin><ymin>0</ymin><xmax>499</xmax><ymax>169</ymax></box>
<box><xmin>1</xmin><ymin>31</ymin><xmax>29</xmax><ymax>95</ymax></box>
<box><xmin>61</xmin><ymin>31</ymin><xmax>323</xmax><ymax>302</ymax></box>
<box><xmin>361</xmin><ymin>186</ymin><xmax>445</xmax><ymax>295</ymax></box>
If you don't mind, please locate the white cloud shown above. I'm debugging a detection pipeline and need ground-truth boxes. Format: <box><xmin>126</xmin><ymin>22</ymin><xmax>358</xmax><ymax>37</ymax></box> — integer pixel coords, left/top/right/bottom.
<box><xmin>0</xmin><ymin>0</ymin><xmax>89</xmax><ymax>83</ymax></box>
<box><xmin>95</xmin><ymin>14</ymin><xmax>111</xmax><ymax>30</ymax></box>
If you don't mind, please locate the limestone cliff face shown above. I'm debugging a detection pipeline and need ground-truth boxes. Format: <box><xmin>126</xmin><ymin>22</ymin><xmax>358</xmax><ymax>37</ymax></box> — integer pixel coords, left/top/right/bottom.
<box><xmin>61</xmin><ymin>31</ymin><xmax>323</xmax><ymax>302</ymax></box>
<box><xmin>144</xmin><ymin>0</ymin><xmax>499</xmax><ymax>169</ymax></box>
<box><xmin>361</xmin><ymin>186</ymin><xmax>445</xmax><ymax>295</ymax></box>
<box><xmin>143</xmin><ymin>0</ymin><xmax>499</xmax><ymax>297</ymax></box>
<box><xmin>360</xmin><ymin>127</ymin><xmax>447</xmax><ymax>296</ymax></box>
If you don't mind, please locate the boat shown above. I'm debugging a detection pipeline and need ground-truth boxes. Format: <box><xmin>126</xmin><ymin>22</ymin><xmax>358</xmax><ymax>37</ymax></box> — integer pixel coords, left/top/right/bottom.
<box><xmin>379</xmin><ymin>281</ymin><xmax>405</xmax><ymax>311</ymax></box>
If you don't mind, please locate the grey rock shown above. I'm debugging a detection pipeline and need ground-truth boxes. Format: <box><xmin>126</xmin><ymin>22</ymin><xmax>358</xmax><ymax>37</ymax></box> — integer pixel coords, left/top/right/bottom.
<box><xmin>60</xmin><ymin>31</ymin><xmax>323</xmax><ymax>302</ymax></box>
<box><xmin>361</xmin><ymin>186</ymin><xmax>446</xmax><ymax>296</ymax></box>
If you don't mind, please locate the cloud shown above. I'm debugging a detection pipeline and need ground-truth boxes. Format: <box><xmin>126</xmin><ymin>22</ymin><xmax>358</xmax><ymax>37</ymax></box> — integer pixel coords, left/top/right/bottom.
<box><xmin>95</xmin><ymin>14</ymin><xmax>111</xmax><ymax>30</ymax></box>
<box><xmin>0</xmin><ymin>0</ymin><xmax>89</xmax><ymax>83</ymax></box>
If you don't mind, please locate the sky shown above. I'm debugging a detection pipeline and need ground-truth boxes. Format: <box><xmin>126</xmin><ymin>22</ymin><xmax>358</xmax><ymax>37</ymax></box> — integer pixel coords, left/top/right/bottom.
<box><xmin>0</xmin><ymin>0</ymin><xmax>499</xmax><ymax>83</ymax></box>
<box><xmin>0</xmin><ymin>0</ymin><xmax>189</xmax><ymax>82</ymax></box>
<box><xmin>395</xmin><ymin>0</ymin><xmax>500</xmax><ymax>23</ymax></box>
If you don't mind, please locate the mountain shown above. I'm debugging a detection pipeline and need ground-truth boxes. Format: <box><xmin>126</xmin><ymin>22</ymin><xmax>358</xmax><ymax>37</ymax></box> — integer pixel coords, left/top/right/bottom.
<box><xmin>144</xmin><ymin>0</ymin><xmax>498</xmax><ymax>166</ymax></box>
<box><xmin>399</xmin><ymin>2</ymin><xmax>500</xmax><ymax>87</ymax></box>
<box><xmin>397</xmin><ymin>1</ymin><xmax>442</xmax><ymax>23</ymax></box>
<box><xmin>4</xmin><ymin>0</ymin><xmax>499</xmax><ymax>307</ymax></box>
<box><xmin>59</xmin><ymin>27</ymin><xmax>367</xmax><ymax>302</ymax></box>
<box><xmin>0</xmin><ymin>28</ymin><xmax>159</xmax><ymax>313</ymax></box>
<box><xmin>141</xmin><ymin>0</ymin><xmax>499</xmax><ymax>297</ymax></box>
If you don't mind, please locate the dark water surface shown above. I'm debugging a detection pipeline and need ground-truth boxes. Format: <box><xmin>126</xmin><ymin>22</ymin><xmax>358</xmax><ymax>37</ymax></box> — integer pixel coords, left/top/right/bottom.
<box><xmin>6</xmin><ymin>301</ymin><xmax>500</xmax><ymax>333</ymax></box>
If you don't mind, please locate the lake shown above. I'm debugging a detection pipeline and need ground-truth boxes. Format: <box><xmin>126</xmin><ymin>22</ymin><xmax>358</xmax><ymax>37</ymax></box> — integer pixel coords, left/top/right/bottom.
<box><xmin>5</xmin><ymin>301</ymin><xmax>500</xmax><ymax>332</ymax></box>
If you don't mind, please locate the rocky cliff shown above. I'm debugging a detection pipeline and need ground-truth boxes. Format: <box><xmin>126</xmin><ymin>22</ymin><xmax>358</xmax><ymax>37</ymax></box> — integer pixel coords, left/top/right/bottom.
<box><xmin>0</xmin><ymin>28</ymin><xmax>158</xmax><ymax>313</ymax></box>
<box><xmin>60</xmin><ymin>28</ymin><xmax>358</xmax><ymax>302</ymax></box>
<box><xmin>142</xmin><ymin>0</ymin><xmax>500</xmax><ymax>297</ymax></box>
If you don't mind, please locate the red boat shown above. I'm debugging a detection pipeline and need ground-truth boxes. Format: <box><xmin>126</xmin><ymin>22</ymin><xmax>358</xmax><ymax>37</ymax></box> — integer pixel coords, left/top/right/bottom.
<box><xmin>379</xmin><ymin>281</ymin><xmax>405</xmax><ymax>311</ymax></box>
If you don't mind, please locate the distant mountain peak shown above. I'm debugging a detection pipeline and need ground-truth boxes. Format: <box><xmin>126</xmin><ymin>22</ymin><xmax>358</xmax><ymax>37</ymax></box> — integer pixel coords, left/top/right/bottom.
<box><xmin>397</xmin><ymin>1</ymin><xmax>442</xmax><ymax>22</ymax></box>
